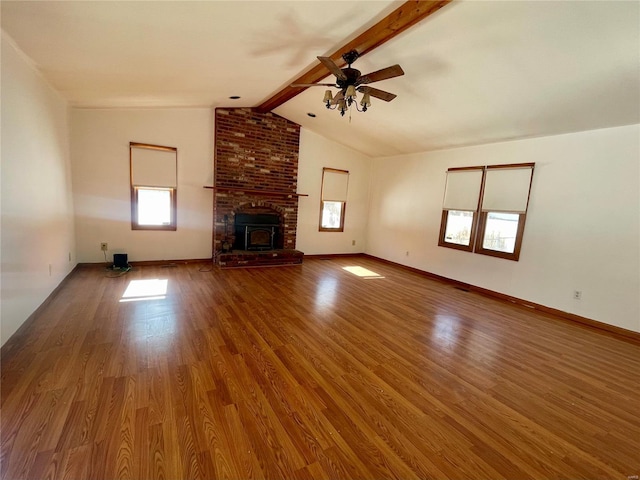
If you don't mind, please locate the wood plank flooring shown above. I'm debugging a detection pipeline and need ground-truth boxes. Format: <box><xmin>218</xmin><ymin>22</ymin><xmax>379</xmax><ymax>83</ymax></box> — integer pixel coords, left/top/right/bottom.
<box><xmin>1</xmin><ymin>257</ymin><xmax>639</xmax><ymax>479</ymax></box>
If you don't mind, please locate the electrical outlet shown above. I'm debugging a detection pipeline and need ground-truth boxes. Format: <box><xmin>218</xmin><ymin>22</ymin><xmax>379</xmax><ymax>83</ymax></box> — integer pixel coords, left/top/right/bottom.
<box><xmin>352</xmin><ymin>240</ymin><xmax>356</xmax><ymax>246</ymax></box>
<box><xmin>573</xmin><ymin>290</ymin><xmax>582</xmax><ymax>300</ymax></box>
<box><xmin>100</xmin><ymin>242</ymin><xmax>108</xmax><ymax>251</ymax></box>
<box><xmin>406</xmin><ymin>251</ymin><xmax>409</xmax><ymax>256</ymax></box>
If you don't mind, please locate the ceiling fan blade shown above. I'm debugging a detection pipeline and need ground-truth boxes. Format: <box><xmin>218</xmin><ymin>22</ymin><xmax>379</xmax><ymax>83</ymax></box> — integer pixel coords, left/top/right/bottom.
<box><xmin>290</xmin><ymin>83</ymin><xmax>336</xmax><ymax>87</ymax></box>
<box><xmin>357</xmin><ymin>65</ymin><xmax>404</xmax><ymax>85</ymax></box>
<box><xmin>317</xmin><ymin>56</ymin><xmax>347</xmax><ymax>81</ymax></box>
<box><xmin>358</xmin><ymin>86</ymin><xmax>397</xmax><ymax>102</ymax></box>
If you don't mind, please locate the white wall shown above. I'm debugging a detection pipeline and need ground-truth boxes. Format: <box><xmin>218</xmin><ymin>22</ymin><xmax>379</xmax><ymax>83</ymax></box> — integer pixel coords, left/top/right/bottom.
<box><xmin>296</xmin><ymin>129</ymin><xmax>371</xmax><ymax>254</ymax></box>
<box><xmin>367</xmin><ymin>125</ymin><xmax>640</xmax><ymax>333</ymax></box>
<box><xmin>71</xmin><ymin>109</ymin><xmax>213</xmax><ymax>263</ymax></box>
<box><xmin>1</xmin><ymin>34</ymin><xmax>76</xmax><ymax>345</ymax></box>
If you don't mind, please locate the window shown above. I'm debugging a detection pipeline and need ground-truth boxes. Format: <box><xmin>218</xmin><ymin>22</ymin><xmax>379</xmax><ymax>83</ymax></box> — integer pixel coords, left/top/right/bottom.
<box><xmin>130</xmin><ymin>142</ymin><xmax>177</xmax><ymax>231</ymax></box>
<box><xmin>133</xmin><ymin>186</ymin><xmax>175</xmax><ymax>226</ymax></box>
<box><xmin>442</xmin><ymin>210</ymin><xmax>475</xmax><ymax>246</ymax></box>
<box><xmin>438</xmin><ymin>163</ymin><xmax>534</xmax><ymax>261</ymax></box>
<box><xmin>438</xmin><ymin>167</ymin><xmax>484</xmax><ymax>252</ymax></box>
<box><xmin>320</xmin><ymin>168</ymin><xmax>349</xmax><ymax>232</ymax></box>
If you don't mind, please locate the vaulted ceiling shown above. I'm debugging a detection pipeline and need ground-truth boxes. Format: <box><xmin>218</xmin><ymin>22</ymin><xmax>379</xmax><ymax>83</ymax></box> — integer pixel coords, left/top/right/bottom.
<box><xmin>2</xmin><ymin>1</ymin><xmax>639</xmax><ymax>157</ymax></box>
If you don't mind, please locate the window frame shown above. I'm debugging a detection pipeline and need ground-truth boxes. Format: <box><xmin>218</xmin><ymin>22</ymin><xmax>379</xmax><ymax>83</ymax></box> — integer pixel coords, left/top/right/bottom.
<box><xmin>319</xmin><ymin>167</ymin><xmax>349</xmax><ymax>233</ymax></box>
<box><xmin>475</xmin><ymin>211</ymin><xmax>527</xmax><ymax>261</ymax></box>
<box><xmin>438</xmin><ymin>162</ymin><xmax>534</xmax><ymax>261</ymax></box>
<box><xmin>131</xmin><ymin>185</ymin><xmax>177</xmax><ymax>231</ymax></box>
<box><xmin>319</xmin><ymin>200</ymin><xmax>347</xmax><ymax>232</ymax></box>
<box><xmin>130</xmin><ymin>142</ymin><xmax>178</xmax><ymax>231</ymax></box>
<box><xmin>437</xmin><ymin>209</ymin><xmax>479</xmax><ymax>252</ymax></box>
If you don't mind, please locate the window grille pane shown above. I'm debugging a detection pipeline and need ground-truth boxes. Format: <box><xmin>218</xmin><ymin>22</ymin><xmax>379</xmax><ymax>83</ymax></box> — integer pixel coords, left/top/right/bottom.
<box><xmin>321</xmin><ymin>201</ymin><xmax>343</xmax><ymax>229</ymax></box>
<box><xmin>444</xmin><ymin>210</ymin><xmax>474</xmax><ymax>246</ymax></box>
<box><xmin>138</xmin><ymin>188</ymin><xmax>171</xmax><ymax>226</ymax></box>
<box><xmin>482</xmin><ymin>212</ymin><xmax>520</xmax><ymax>253</ymax></box>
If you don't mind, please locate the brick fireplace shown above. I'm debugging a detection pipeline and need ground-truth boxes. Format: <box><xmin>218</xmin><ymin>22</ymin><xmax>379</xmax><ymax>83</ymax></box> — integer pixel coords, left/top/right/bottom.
<box><xmin>213</xmin><ymin>108</ymin><xmax>302</xmax><ymax>265</ymax></box>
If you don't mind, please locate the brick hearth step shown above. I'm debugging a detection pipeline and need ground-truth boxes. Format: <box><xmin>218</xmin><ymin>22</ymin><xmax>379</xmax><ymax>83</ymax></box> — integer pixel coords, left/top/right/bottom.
<box><xmin>218</xmin><ymin>249</ymin><xmax>303</xmax><ymax>269</ymax></box>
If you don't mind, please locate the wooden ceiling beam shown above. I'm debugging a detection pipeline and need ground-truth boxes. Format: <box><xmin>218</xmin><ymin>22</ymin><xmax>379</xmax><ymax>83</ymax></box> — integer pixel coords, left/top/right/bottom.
<box><xmin>255</xmin><ymin>0</ymin><xmax>453</xmax><ymax>113</ymax></box>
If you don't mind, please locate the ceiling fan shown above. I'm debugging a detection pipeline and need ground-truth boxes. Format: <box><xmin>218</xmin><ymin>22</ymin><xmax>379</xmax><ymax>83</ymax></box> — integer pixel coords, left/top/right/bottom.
<box><xmin>292</xmin><ymin>50</ymin><xmax>404</xmax><ymax>116</ymax></box>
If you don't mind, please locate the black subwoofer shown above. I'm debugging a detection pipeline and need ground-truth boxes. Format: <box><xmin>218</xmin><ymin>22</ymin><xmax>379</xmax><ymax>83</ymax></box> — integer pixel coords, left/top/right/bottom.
<box><xmin>113</xmin><ymin>253</ymin><xmax>128</xmax><ymax>268</ymax></box>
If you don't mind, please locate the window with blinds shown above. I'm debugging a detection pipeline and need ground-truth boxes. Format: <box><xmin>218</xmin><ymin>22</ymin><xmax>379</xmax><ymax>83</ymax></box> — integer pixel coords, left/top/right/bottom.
<box><xmin>319</xmin><ymin>168</ymin><xmax>349</xmax><ymax>232</ymax></box>
<box><xmin>438</xmin><ymin>163</ymin><xmax>534</xmax><ymax>260</ymax></box>
<box><xmin>130</xmin><ymin>142</ymin><xmax>178</xmax><ymax>231</ymax></box>
<box><xmin>439</xmin><ymin>167</ymin><xmax>484</xmax><ymax>251</ymax></box>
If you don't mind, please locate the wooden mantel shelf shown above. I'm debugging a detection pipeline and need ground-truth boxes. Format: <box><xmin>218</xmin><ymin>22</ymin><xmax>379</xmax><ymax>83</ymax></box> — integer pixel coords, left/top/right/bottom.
<box><xmin>203</xmin><ymin>186</ymin><xmax>308</xmax><ymax>197</ymax></box>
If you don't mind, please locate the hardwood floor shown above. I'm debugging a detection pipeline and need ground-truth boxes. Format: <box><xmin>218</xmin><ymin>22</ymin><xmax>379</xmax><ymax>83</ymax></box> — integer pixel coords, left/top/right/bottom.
<box><xmin>1</xmin><ymin>257</ymin><xmax>638</xmax><ymax>479</ymax></box>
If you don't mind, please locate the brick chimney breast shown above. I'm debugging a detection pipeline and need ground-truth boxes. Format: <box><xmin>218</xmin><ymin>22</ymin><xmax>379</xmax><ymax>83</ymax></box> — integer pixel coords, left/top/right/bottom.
<box><xmin>213</xmin><ymin>108</ymin><xmax>301</xmax><ymax>254</ymax></box>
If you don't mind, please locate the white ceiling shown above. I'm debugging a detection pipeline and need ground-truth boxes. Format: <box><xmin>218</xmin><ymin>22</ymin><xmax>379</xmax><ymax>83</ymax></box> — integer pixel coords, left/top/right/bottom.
<box><xmin>2</xmin><ymin>1</ymin><xmax>639</xmax><ymax>157</ymax></box>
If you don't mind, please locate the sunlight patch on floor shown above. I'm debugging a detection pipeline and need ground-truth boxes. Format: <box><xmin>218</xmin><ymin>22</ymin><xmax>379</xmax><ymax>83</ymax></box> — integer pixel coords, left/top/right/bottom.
<box><xmin>120</xmin><ymin>279</ymin><xmax>168</xmax><ymax>302</ymax></box>
<box><xmin>342</xmin><ymin>266</ymin><xmax>385</xmax><ymax>279</ymax></box>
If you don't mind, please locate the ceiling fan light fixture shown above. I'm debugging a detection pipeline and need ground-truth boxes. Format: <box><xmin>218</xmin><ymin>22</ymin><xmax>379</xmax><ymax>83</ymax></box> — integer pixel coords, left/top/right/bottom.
<box><xmin>360</xmin><ymin>92</ymin><xmax>371</xmax><ymax>112</ymax></box>
<box><xmin>337</xmin><ymin>98</ymin><xmax>347</xmax><ymax>116</ymax></box>
<box><xmin>308</xmin><ymin>51</ymin><xmax>404</xmax><ymax>118</ymax></box>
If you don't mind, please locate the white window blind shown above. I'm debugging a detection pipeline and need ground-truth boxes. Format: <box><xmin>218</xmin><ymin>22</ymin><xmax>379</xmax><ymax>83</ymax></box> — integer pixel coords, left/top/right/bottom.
<box><xmin>481</xmin><ymin>166</ymin><xmax>533</xmax><ymax>213</ymax></box>
<box><xmin>131</xmin><ymin>145</ymin><xmax>177</xmax><ymax>187</ymax></box>
<box><xmin>322</xmin><ymin>169</ymin><xmax>349</xmax><ymax>202</ymax></box>
<box><xmin>442</xmin><ymin>168</ymin><xmax>483</xmax><ymax>211</ymax></box>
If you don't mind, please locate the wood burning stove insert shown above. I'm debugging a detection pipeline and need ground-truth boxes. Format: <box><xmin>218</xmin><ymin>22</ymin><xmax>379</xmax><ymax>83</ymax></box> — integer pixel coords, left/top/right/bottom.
<box><xmin>234</xmin><ymin>213</ymin><xmax>280</xmax><ymax>251</ymax></box>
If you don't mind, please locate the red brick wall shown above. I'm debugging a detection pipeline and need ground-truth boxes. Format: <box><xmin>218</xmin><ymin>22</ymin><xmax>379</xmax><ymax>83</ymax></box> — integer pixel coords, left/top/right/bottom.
<box><xmin>213</xmin><ymin>108</ymin><xmax>301</xmax><ymax>254</ymax></box>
